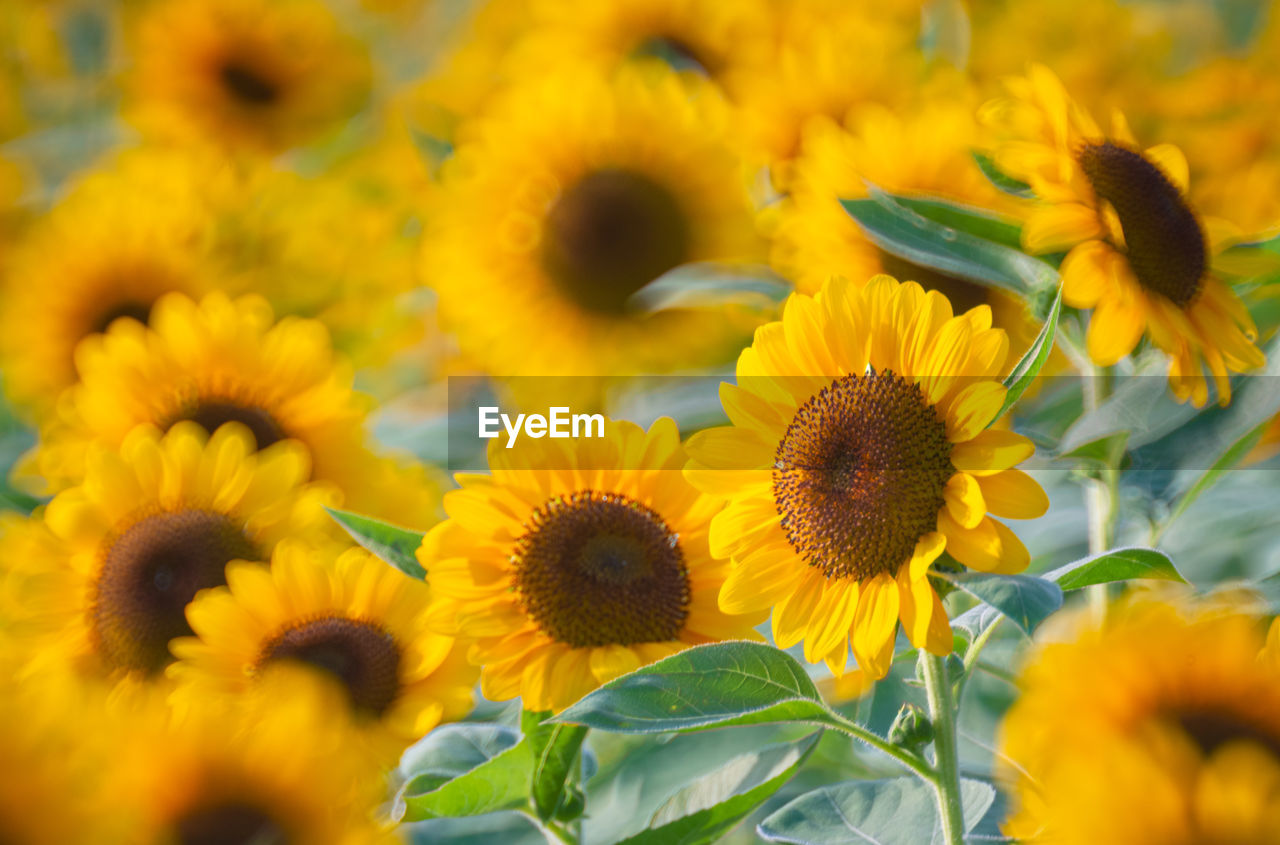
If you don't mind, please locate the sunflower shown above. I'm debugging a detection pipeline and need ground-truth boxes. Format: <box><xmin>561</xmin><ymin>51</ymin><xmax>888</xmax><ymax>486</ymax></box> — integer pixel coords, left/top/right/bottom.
<box><xmin>763</xmin><ymin>94</ymin><xmax>1053</xmax><ymax>366</ymax></box>
<box><xmin>510</xmin><ymin>0</ymin><xmax>775</xmax><ymax>83</ymax></box>
<box><xmin>421</xmin><ymin>65</ymin><xmax>763</xmax><ymax>407</ymax></box>
<box><xmin>0</xmin><ymin>172</ymin><xmax>215</xmax><ymax>417</ymax></box>
<box><xmin>981</xmin><ymin>64</ymin><xmax>1265</xmax><ymax>407</ymax></box>
<box><xmin>105</xmin><ymin>678</ymin><xmax>393</xmax><ymax>844</ymax></box>
<box><xmin>128</xmin><ymin>0</ymin><xmax>371</xmax><ymax>153</ymax></box>
<box><xmin>169</xmin><ymin>542</ymin><xmax>476</xmax><ymax>761</ymax></box>
<box><xmin>4</xmin><ymin>422</ymin><xmax>334</xmax><ymax>683</ymax></box>
<box><xmin>999</xmin><ymin>594</ymin><xmax>1280</xmax><ymax>844</ymax></box>
<box><xmin>31</xmin><ymin>291</ymin><xmax>440</xmax><ymax>529</ymax></box>
<box><xmin>420</xmin><ymin>416</ymin><xmax>762</xmax><ymax>713</ymax></box>
<box><xmin>684</xmin><ymin>275</ymin><xmax>1048</xmax><ymax>679</ymax></box>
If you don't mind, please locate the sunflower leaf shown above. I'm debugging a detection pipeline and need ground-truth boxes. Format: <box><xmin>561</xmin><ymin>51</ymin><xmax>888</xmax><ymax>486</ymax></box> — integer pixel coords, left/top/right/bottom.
<box><xmin>940</xmin><ymin>572</ymin><xmax>1063</xmax><ymax>636</ymax></box>
<box><xmin>996</xmin><ymin>285</ymin><xmax>1062</xmax><ymax>421</ymax></box>
<box><xmin>617</xmin><ymin>732</ymin><xmax>821</xmax><ymax>845</ymax></box>
<box><xmin>521</xmin><ymin>710</ymin><xmax>589</xmax><ymax>821</ymax></box>
<box><xmin>1047</xmin><ymin>547</ymin><xmax>1186</xmax><ymax>590</ymax></box>
<box><xmin>894</xmin><ymin>196</ymin><xmax>1023</xmax><ymax>249</ymax></box>
<box><xmin>841</xmin><ymin>188</ymin><xmax>1058</xmax><ymax>296</ymax></box>
<box><xmin>971</xmin><ymin>150</ymin><xmax>1035</xmax><ymax>199</ymax></box>
<box><xmin>395</xmin><ymin>724</ymin><xmax>534</xmax><ymax>822</ymax></box>
<box><xmin>324</xmin><ymin>506</ymin><xmax>426</xmax><ymax>580</ymax></box>
<box><xmin>551</xmin><ymin>641</ymin><xmax>836</xmax><ymax>734</ymax></box>
<box><xmin>757</xmin><ymin>776</ymin><xmax>996</xmax><ymax>844</ymax></box>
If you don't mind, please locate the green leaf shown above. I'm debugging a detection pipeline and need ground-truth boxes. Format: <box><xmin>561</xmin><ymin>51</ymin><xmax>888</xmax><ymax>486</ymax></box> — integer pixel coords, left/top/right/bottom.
<box><xmin>942</xmin><ymin>572</ymin><xmax>1064</xmax><ymax>636</ymax></box>
<box><xmin>1059</xmin><ymin>431</ymin><xmax>1130</xmax><ymax>468</ymax></box>
<box><xmin>325</xmin><ymin>507</ymin><xmax>426</xmax><ymax>580</ymax></box>
<box><xmin>842</xmin><ymin>189</ymin><xmax>1058</xmax><ymax>297</ymax></box>
<box><xmin>552</xmin><ymin>641</ymin><xmax>836</xmax><ymax>734</ymax></box>
<box><xmin>757</xmin><ymin>777</ymin><xmax>996</xmax><ymax>844</ymax></box>
<box><xmin>521</xmin><ymin>710</ymin><xmax>588</xmax><ymax>821</ymax></box>
<box><xmin>395</xmin><ymin>724</ymin><xmax>534</xmax><ymax>822</ymax></box>
<box><xmin>627</xmin><ymin>265</ymin><xmax>792</xmax><ymax>314</ymax></box>
<box><xmin>996</xmin><ymin>286</ymin><xmax>1062</xmax><ymax>421</ymax></box>
<box><xmin>972</xmin><ymin>150</ymin><xmax>1035</xmax><ymax>198</ymax></box>
<box><xmin>617</xmin><ymin>732</ymin><xmax>821</xmax><ymax>845</ymax></box>
<box><xmin>894</xmin><ymin>196</ymin><xmax>1023</xmax><ymax>249</ymax></box>
<box><xmin>1047</xmin><ymin>547</ymin><xmax>1186</xmax><ymax>590</ymax></box>
<box><xmin>1057</xmin><ymin>353</ymin><xmax>1198</xmax><ymax>456</ymax></box>
<box><xmin>1161</xmin><ymin>421</ymin><xmax>1269</xmax><ymax>530</ymax></box>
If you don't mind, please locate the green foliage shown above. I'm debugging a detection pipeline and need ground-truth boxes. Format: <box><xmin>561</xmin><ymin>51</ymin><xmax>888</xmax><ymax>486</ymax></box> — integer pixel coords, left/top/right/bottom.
<box><xmin>325</xmin><ymin>506</ymin><xmax>427</xmax><ymax>580</ymax></box>
<box><xmin>1048</xmin><ymin>547</ymin><xmax>1185</xmax><ymax>590</ymax></box>
<box><xmin>395</xmin><ymin>724</ymin><xmax>534</xmax><ymax>822</ymax></box>
<box><xmin>757</xmin><ymin>777</ymin><xmax>996</xmax><ymax>844</ymax></box>
<box><xmin>941</xmin><ymin>572</ymin><xmax>1064</xmax><ymax>636</ymax></box>
<box><xmin>971</xmin><ymin>150</ymin><xmax>1035</xmax><ymax>199</ymax></box>
<box><xmin>521</xmin><ymin>710</ymin><xmax>589</xmax><ymax>821</ymax></box>
<box><xmin>997</xmin><ymin>286</ymin><xmax>1062</xmax><ymax>421</ymax></box>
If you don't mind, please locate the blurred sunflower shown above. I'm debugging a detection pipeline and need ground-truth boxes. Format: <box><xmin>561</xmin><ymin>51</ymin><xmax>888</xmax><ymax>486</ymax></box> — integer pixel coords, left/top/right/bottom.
<box><xmin>0</xmin><ymin>179</ymin><xmax>215</xmax><ymax>417</ymax></box>
<box><xmin>170</xmin><ymin>543</ymin><xmax>476</xmax><ymax>761</ymax></box>
<box><xmin>512</xmin><ymin>0</ymin><xmax>774</xmax><ymax>82</ymax></box>
<box><xmin>422</xmin><ymin>66</ymin><xmax>763</xmax><ymax>406</ymax></box>
<box><xmin>31</xmin><ymin>292</ymin><xmax>440</xmax><ymax>528</ymax></box>
<box><xmin>999</xmin><ymin>595</ymin><xmax>1280</xmax><ymax>844</ymax></box>
<box><xmin>107</xmin><ymin>678</ymin><xmax>392</xmax><ymax>844</ymax></box>
<box><xmin>128</xmin><ymin>0</ymin><xmax>371</xmax><ymax>153</ymax></box>
<box><xmin>6</xmin><ymin>423</ymin><xmax>333</xmax><ymax>681</ymax></box>
<box><xmin>420</xmin><ymin>417</ymin><xmax>762</xmax><ymax>713</ymax></box>
<box><xmin>982</xmin><ymin>64</ymin><xmax>1264</xmax><ymax>406</ymax></box>
<box><xmin>764</xmin><ymin>95</ymin><xmax>1051</xmax><ymax>366</ymax></box>
<box><xmin>685</xmin><ymin>276</ymin><xmax>1047</xmax><ymax>678</ymax></box>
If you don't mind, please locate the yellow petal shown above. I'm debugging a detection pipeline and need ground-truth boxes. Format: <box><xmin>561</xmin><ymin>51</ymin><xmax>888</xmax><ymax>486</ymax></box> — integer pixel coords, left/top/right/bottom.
<box><xmin>804</xmin><ymin>580</ymin><xmax>860</xmax><ymax>664</ymax></box>
<box><xmin>976</xmin><ymin>470</ymin><xmax>1049</xmax><ymax>519</ymax></box>
<box><xmin>945</xmin><ymin>381</ymin><xmax>1008</xmax><ymax>442</ymax></box>
<box><xmin>1060</xmin><ymin>241</ymin><xmax>1113</xmax><ymax>308</ymax></box>
<box><xmin>896</xmin><ymin>564</ymin><xmax>934</xmax><ymax>648</ymax></box>
<box><xmin>709</xmin><ymin>497</ymin><xmax>781</xmax><ymax>559</ymax></box>
<box><xmin>771</xmin><ymin>570</ymin><xmax>826</xmax><ymax>649</ymax></box>
<box><xmin>938</xmin><ymin>512</ymin><xmax>1030</xmax><ymax>574</ymax></box>
<box><xmin>950</xmin><ymin>429</ymin><xmax>1036</xmax><ymax>475</ymax></box>
<box><xmin>685</xmin><ymin>426</ymin><xmax>775</xmax><ymax>470</ymax></box>
<box><xmin>1087</xmin><ymin>292</ymin><xmax>1147</xmax><ymax>367</ymax></box>
<box><xmin>588</xmin><ymin>644</ymin><xmax>644</xmax><ymax>684</ymax></box>
<box><xmin>909</xmin><ymin>531</ymin><xmax>947</xmax><ymax>580</ymax></box>
<box><xmin>943</xmin><ymin>472</ymin><xmax>986</xmax><ymax>529</ymax></box>
<box><xmin>718</xmin><ymin>546</ymin><xmax>804</xmax><ymax>614</ymax></box>
<box><xmin>851</xmin><ymin>573</ymin><xmax>900</xmax><ymax>679</ymax></box>
<box><xmin>1022</xmin><ymin>203</ymin><xmax>1104</xmax><ymax>254</ymax></box>
<box><xmin>1144</xmin><ymin>143</ymin><xmax>1189</xmax><ymax>193</ymax></box>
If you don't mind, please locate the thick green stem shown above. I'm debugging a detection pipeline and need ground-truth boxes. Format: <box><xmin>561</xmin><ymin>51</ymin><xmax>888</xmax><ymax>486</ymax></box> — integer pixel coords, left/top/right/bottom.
<box><xmin>1082</xmin><ymin>363</ymin><xmax>1115</xmax><ymax>620</ymax></box>
<box><xmin>921</xmin><ymin>653</ymin><xmax>967</xmax><ymax>845</ymax></box>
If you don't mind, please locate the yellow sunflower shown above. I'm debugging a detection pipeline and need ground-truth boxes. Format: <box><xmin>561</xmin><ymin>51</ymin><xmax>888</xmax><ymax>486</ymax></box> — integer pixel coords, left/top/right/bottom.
<box><xmin>0</xmin><ymin>172</ymin><xmax>215</xmax><ymax>417</ymax></box>
<box><xmin>422</xmin><ymin>65</ymin><xmax>763</xmax><ymax>407</ymax></box>
<box><xmin>31</xmin><ymin>291</ymin><xmax>440</xmax><ymax>529</ymax></box>
<box><xmin>420</xmin><ymin>416</ymin><xmax>762</xmax><ymax>713</ymax></box>
<box><xmin>4</xmin><ymin>422</ymin><xmax>334</xmax><ymax>682</ymax></box>
<box><xmin>105</xmin><ymin>678</ymin><xmax>393</xmax><ymax>844</ymax></box>
<box><xmin>763</xmin><ymin>93</ymin><xmax>1053</xmax><ymax>367</ymax></box>
<box><xmin>169</xmin><ymin>542</ymin><xmax>476</xmax><ymax>762</ymax></box>
<box><xmin>981</xmin><ymin>64</ymin><xmax>1265</xmax><ymax>407</ymax></box>
<box><xmin>999</xmin><ymin>594</ymin><xmax>1280</xmax><ymax>844</ymax></box>
<box><xmin>128</xmin><ymin>0</ymin><xmax>371</xmax><ymax>153</ymax></box>
<box><xmin>684</xmin><ymin>275</ymin><xmax>1048</xmax><ymax>679</ymax></box>
<box><xmin>511</xmin><ymin>0</ymin><xmax>775</xmax><ymax>82</ymax></box>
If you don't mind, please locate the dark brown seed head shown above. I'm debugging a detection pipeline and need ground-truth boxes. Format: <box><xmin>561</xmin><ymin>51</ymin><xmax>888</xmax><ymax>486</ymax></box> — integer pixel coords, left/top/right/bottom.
<box><xmin>1172</xmin><ymin>706</ymin><xmax>1280</xmax><ymax>761</ymax></box>
<box><xmin>1077</xmin><ymin>141</ymin><xmax>1207</xmax><ymax>307</ymax></box>
<box><xmin>89</xmin><ymin>300</ymin><xmax>153</xmax><ymax>336</ymax></box>
<box><xmin>174</xmin><ymin>801</ymin><xmax>290</xmax><ymax>845</ymax></box>
<box><xmin>513</xmin><ymin>491</ymin><xmax>690</xmax><ymax>648</ymax></box>
<box><xmin>93</xmin><ymin>510</ymin><xmax>259</xmax><ymax>674</ymax></box>
<box><xmin>220</xmin><ymin>61</ymin><xmax>279</xmax><ymax>106</ymax></box>
<box><xmin>542</xmin><ymin>168</ymin><xmax>691</xmax><ymax>315</ymax></box>
<box><xmin>773</xmin><ymin>371</ymin><xmax>954</xmax><ymax>581</ymax></box>
<box><xmin>165</xmin><ymin>400</ymin><xmax>287</xmax><ymax>452</ymax></box>
<box><xmin>259</xmin><ymin>615</ymin><xmax>402</xmax><ymax>718</ymax></box>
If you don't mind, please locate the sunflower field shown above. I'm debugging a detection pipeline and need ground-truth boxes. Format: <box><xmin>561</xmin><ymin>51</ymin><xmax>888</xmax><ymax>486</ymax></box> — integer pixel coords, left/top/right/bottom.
<box><xmin>3</xmin><ymin>0</ymin><xmax>1280</xmax><ymax>842</ymax></box>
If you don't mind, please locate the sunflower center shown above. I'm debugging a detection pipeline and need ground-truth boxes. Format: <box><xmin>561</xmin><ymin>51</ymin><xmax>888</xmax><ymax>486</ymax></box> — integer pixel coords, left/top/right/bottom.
<box><xmin>89</xmin><ymin>299</ymin><xmax>153</xmax><ymax>336</ymax></box>
<box><xmin>1172</xmin><ymin>706</ymin><xmax>1280</xmax><ymax>760</ymax></box>
<box><xmin>876</xmin><ymin>251</ymin><xmax>991</xmax><ymax>315</ymax></box>
<box><xmin>93</xmin><ymin>510</ymin><xmax>259</xmax><ymax>675</ymax></box>
<box><xmin>633</xmin><ymin>36</ymin><xmax>716</xmax><ymax>75</ymax></box>
<box><xmin>260</xmin><ymin>616</ymin><xmax>401</xmax><ymax>717</ymax></box>
<box><xmin>773</xmin><ymin>371</ymin><xmax>954</xmax><ymax>581</ymax></box>
<box><xmin>542</xmin><ymin>168</ymin><xmax>691</xmax><ymax>315</ymax></box>
<box><xmin>1077</xmin><ymin>142</ymin><xmax>1206</xmax><ymax>307</ymax></box>
<box><xmin>174</xmin><ymin>801</ymin><xmax>290</xmax><ymax>845</ymax></box>
<box><xmin>219</xmin><ymin>60</ymin><xmax>279</xmax><ymax>106</ymax></box>
<box><xmin>166</xmin><ymin>400</ymin><xmax>286</xmax><ymax>451</ymax></box>
<box><xmin>513</xmin><ymin>491</ymin><xmax>690</xmax><ymax>648</ymax></box>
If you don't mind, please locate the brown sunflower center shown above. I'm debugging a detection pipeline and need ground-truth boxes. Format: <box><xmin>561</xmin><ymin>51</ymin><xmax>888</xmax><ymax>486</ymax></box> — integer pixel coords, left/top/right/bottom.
<box><xmin>260</xmin><ymin>616</ymin><xmax>401</xmax><ymax>717</ymax></box>
<box><xmin>219</xmin><ymin>60</ymin><xmax>279</xmax><ymax>106</ymax></box>
<box><xmin>89</xmin><ymin>299</ymin><xmax>153</xmax><ymax>336</ymax></box>
<box><xmin>165</xmin><ymin>400</ymin><xmax>286</xmax><ymax>451</ymax></box>
<box><xmin>175</xmin><ymin>801</ymin><xmax>290</xmax><ymax>845</ymax></box>
<box><xmin>542</xmin><ymin>168</ymin><xmax>691</xmax><ymax>315</ymax></box>
<box><xmin>633</xmin><ymin>35</ymin><xmax>717</xmax><ymax>75</ymax></box>
<box><xmin>773</xmin><ymin>371</ymin><xmax>954</xmax><ymax>580</ymax></box>
<box><xmin>875</xmin><ymin>251</ymin><xmax>991</xmax><ymax>316</ymax></box>
<box><xmin>1077</xmin><ymin>141</ymin><xmax>1206</xmax><ymax>307</ymax></box>
<box><xmin>93</xmin><ymin>510</ymin><xmax>259</xmax><ymax>675</ymax></box>
<box><xmin>513</xmin><ymin>491</ymin><xmax>690</xmax><ymax>648</ymax></box>
<box><xmin>1171</xmin><ymin>706</ymin><xmax>1280</xmax><ymax>760</ymax></box>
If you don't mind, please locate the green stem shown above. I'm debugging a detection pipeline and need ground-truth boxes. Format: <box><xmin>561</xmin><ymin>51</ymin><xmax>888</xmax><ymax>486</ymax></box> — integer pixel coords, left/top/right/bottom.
<box><xmin>955</xmin><ymin>616</ymin><xmax>1003</xmax><ymax>703</ymax></box>
<box><xmin>521</xmin><ymin>812</ymin><xmax>575</xmax><ymax>845</ymax></box>
<box><xmin>1081</xmin><ymin>362</ymin><xmax>1116</xmax><ymax>620</ymax></box>
<box><xmin>824</xmin><ymin>711</ymin><xmax>937</xmax><ymax>782</ymax></box>
<box><xmin>921</xmin><ymin>653</ymin><xmax>967</xmax><ymax>845</ymax></box>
